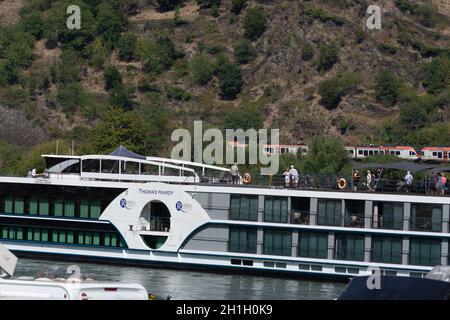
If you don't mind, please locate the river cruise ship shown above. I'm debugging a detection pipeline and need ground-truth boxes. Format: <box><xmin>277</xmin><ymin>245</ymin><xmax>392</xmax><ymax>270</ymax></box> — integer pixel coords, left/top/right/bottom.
<box><xmin>0</xmin><ymin>146</ymin><xmax>449</xmax><ymax>279</ymax></box>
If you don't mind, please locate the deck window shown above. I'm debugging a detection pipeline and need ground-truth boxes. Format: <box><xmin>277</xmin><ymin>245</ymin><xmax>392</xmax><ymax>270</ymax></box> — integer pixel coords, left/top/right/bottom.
<box><xmin>335</xmin><ymin>234</ymin><xmax>364</xmax><ymax>261</ymax></box>
<box><xmin>371</xmin><ymin>236</ymin><xmax>402</xmax><ymax>264</ymax></box>
<box><xmin>264</xmin><ymin>197</ymin><xmax>289</xmax><ymax>223</ymax></box>
<box><xmin>229</xmin><ymin>227</ymin><xmax>257</xmax><ymax>254</ymax></box>
<box><xmin>230</xmin><ymin>195</ymin><xmax>258</xmax><ymax>221</ymax></box>
<box><xmin>410</xmin><ymin>204</ymin><xmax>442</xmax><ymax>232</ymax></box>
<box><xmin>263</xmin><ymin>229</ymin><xmax>292</xmax><ymax>256</ymax></box>
<box><xmin>409</xmin><ymin>238</ymin><xmax>441</xmax><ymax>266</ymax></box>
<box><xmin>121</xmin><ymin>161</ymin><xmax>140</xmax><ymax>175</ymax></box>
<box><xmin>101</xmin><ymin>160</ymin><xmax>119</xmax><ymax>174</ymax></box>
<box><xmin>82</xmin><ymin>159</ymin><xmax>100</xmax><ymax>173</ymax></box>
<box><xmin>298</xmin><ymin>232</ymin><xmax>328</xmax><ymax>259</ymax></box>
<box><xmin>4</xmin><ymin>196</ymin><xmax>13</xmax><ymax>213</ymax></box>
<box><xmin>373</xmin><ymin>202</ymin><xmax>403</xmax><ymax>230</ymax></box>
<box><xmin>344</xmin><ymin>200</ymin><xmax>365</xmax><ymax>228</ymax></box>
<box><xmin>317</xmin><ymin>199</ymin><xmax>342</xmax><ymax>226</ymax></box>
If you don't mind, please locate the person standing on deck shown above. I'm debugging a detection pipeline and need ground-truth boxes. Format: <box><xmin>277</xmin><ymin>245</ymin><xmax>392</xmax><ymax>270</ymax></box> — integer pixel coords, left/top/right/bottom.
<box><xmin>289</xmin><ymin>165</ymin><xmax>299</xmax><ymax>188</ymax></box>
<box><xmin>282</xmin><ymin>168</ymin><xmax>291</xmax><ymax>188</ymax></box>
<box><xmin>366</xmin><ymin>170</ymin><xmax>373</xmax><ymax>191</ymax></box>
<box><xmin>404</xmin><ymin>171</ymin><xmax>413</xmax><ymax>192</ymax></box>
<box><xmin>230</xmin><ymin>163</ymin><xmax>239</xmax><ymax>184</ymax></box>
<box><xmin>353</xmin><ymin>170</ymin><xmax>361</xmax><ymax>191</ymax></box>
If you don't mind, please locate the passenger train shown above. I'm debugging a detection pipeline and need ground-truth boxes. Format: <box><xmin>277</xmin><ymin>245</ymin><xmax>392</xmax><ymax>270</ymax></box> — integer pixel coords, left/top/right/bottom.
<box><xmin>261</xmin><ymin>144</ymin><xmax>450</xmax><ymax>163</ymax></box>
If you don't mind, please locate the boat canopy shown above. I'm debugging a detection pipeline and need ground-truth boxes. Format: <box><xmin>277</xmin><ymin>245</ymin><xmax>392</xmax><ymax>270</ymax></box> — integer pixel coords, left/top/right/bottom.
<box><xmin>354</xmin><ymin>161</ymin><xmax>446</xmax><ymax>174</ymax></box>
<box><xmin>109</xmin><ymin>145</ymin><xmax>146</xmax><ymax>160</ymax></box>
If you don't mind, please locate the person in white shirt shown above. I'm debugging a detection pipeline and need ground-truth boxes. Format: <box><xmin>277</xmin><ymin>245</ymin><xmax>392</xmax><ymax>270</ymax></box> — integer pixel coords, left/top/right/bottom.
<box><xmin>289</xmin><ymin>165</ymin><xmax>299</xmax><ymax>187</ymax></box>
<box><xmin>405</xmin><ymin>171</ymin><xmax>413</xmax><ymax>192</ymax></box>
<box><xmin>31</xmin><ymin>168</ymin><xmax>37</xmax><ymax>178</ymax></box>
<box><xmin>230</xmin><ymin>163</ymin><xmax>239</xmax><ymax>184</ymax></box>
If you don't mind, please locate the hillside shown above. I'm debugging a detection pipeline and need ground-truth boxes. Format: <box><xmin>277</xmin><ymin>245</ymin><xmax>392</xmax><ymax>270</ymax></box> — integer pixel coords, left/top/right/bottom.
<box><xmin>0</xmin><ymin>0</ymin><xmax>449</xmax><ymax>173</ymax></box>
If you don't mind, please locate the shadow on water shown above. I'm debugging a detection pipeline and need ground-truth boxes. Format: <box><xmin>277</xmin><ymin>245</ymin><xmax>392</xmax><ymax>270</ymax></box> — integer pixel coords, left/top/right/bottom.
<box><xmin>13</xmin><ymin>258</ymin><xmax>346</xmax><ymax>300</ymax></box>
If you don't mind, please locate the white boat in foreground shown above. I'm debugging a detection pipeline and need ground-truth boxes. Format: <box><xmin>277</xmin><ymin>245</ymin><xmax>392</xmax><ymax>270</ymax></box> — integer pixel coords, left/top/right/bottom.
<box><xmin>0</xmin><ymin>243</ymin><xmax>149</xmax><ymax>300</ymax></box>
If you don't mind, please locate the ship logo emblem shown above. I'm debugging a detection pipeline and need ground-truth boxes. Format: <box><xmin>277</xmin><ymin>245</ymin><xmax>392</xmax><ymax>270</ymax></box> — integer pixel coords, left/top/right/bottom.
<box><xmin>175</xmin><ymin>201</ymin><xmax>183</xmax><ymax>212</ymax></box>
<box><xmin>120</xmin><ymin>198</ymin><xmax>127</xmax><ymax>208</ymax></box>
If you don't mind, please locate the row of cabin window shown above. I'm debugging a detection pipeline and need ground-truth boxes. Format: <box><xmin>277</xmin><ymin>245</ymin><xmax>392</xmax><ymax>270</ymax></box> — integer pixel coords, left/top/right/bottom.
<box><xmin>81</xmin><ymin>159</ymin><xmax>182</xmax><ymax>176</ymax></box>
<box><xmin>228</xmin><ymin>227</ymin><xmax>442</xmax><ymax>266</ymax></box>
<box><xmin>230</xmin><ymin>195</ymin><xmax>444</xmax><ymax>232</ymax></box>
<box><xmin>1</xmin><ymin>196</ymin><xmax>101</xmax><ymax>219</ymax></box>
<box><xmin>0</xmin><ymin>225</ymin><xmax>122</xmax><ymax>247</ymax></box>
<box><xmin>230</xmin><ymin>196</ymin><xmax>289</xmax><ymax>223</ymax></box>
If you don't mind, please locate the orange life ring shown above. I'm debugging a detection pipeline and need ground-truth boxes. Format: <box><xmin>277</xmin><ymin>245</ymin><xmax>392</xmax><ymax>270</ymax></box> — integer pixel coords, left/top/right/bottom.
<box><xmin>338</xmin><ymin>178</ymin><xmax>347</xmax><ymax>189</ymax></box>
<box><xmin>243</xmin><ymin>173</ymin><xmax>252</xmax><ymax>184</ymax></box>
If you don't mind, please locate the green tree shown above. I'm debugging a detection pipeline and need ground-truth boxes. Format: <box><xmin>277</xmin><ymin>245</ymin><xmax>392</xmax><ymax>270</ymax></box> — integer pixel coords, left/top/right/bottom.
<box><xmin>302</xmin><ymin>137</ymin><xmax>348</xmax><ymax>174</ymax></box>
<box><xmin>21</xmin><ymin>12</ymin><xmax>45</xmax><ymax>40</ymax></box>
<box><xmin>57</xmin><ymin>82</ymin><xmax>87</xmax><ymax>112</ymax></box>
<box><xmin>234</xmin><ymin>39</ymin><xmax>257</xmax><ymax>64</ymax></box>
<box><xmin>318</xmin><ymin>72</ymin><xmax>359</xmax><ymax>109</ymax></box>
<box><xmin>89</xmin><ymin>107</ymin><xmax>146</xmax><ymax>154</ymax></box>
<box><xmin>318</xmin><ymin>42</ymin><xmax>339</xmax><ymax>71</ymax></box>
<box><xmin>138</xmin><ymin>93</ymin><xmax>170</xmax><ymax>155</ymax></box>
<box><xmin>223</xmin><ymin>107</ymin><xmax>262</xmax><ymax>130</ymax></box>
<box><xmin>108</xmin><ymin>85</ymin><xmax>134</xmax><ymax>110</ymax></box>
<box><xmin>117</xmin><ymin>33</ymin><xmax>138</xmax><ymax>61</ymax></box>
<box><xmin>139</xmin><ymin>36</ymin><xmax>184</xmax><ymax>76</ymax></box>
<box><xmin>243</xmin><ymin>7</ymin><xmax>267</xmax><ymax>41</ymax></box>
<box><xmin>399</xmin><ymin>94</ymin><xmax>437</xmax><ymax>131</ymax></box>
<box><xmin>217</xmin><ymin>58</ymin><xmax>243</xmax><ymax>99</ymax></box>
<box><xmin>375</xmin><ymin>70</ymin><xmax>402</xmax><ymax>106</ymax></box>
<box><xmin>104</xmin><ymin>66</ymin><xmax>123</xmax><ymax>91</ymax></box>
<box><xmin>190</xmin><ymin>54</ymin><xmax>215</xmax><ymax>84</ymax></box>
<box><xmin>96</xmin><ymin>2</ymin><xmax>128</xmax><ymax>47</ymax></box>
<box><xmin>423</xmin><ymin>55</ymin><xmax>450</xmax><ymax>95</ymax></box>
<box><xmin>88</xmin><ymin>38</ymin><xmax>108</xmax><ymax>68</ymax></box>
<box><xmin>231</xmin><ymin>0</ymin><xmax>246</xmax><ymax>15</ymax></box>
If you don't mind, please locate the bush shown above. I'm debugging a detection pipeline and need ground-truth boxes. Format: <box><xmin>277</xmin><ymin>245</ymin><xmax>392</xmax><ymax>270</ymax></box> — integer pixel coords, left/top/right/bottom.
<box><xmin>117</xmin><ymin>33</ymin><xmax>138</xmax><ymax>61</ymax></box>
<box><xmin>318</xmin><ymin>42</ymin><xmax>339</xmax><ymax>71</ymax></box>
<box><xmin>196</xmin><ymin>0</ymin><xmax>221</xmax><ymax>9</ymax></box>
<box><xmin>223</xmin><ymin>107</ymin><xmax>262</xmax><ymax>130</ymax></box>
<box><xmin>302</xmin><ymin>137</ymin><xmax>348</xmax><ymax>174</ymax></box>
<box><xmin>395</xmin><ymin>0</ymin><xmax>440</xmax><ymax>28</ymax></box>
<box><xmin>217</xmin><ymin>59</ymin><xmax>243</xmax><ymax>99</ymax></box>
<box><xmin>399</xmin><ymin>94</ymin><xmax>437</xmax><ymax>130</ymax></box>
<box><xmin>423</xmin><ymin>55</ymin><xmax>450</xmax><ymax>95</ymax></box>
<box><xmin>234</xmin><ymin>39</ymin><xmax>257</xmax><ymax>64</ymax></box>
<box><xmin>190</xmin><ymin>54</ymin><xmax>215</xmax><ymax>84</ymax></box>
<box><xmin>96</xmin><ymin>2</ymin><xmax>128</xmax><ymax>46</ymax></box>
<box><xmin>166</xmin><ymin>84</ymin><xmax>191</xmax><ymax>101</ymax></box>
<box><xmin>108</xmin><ymin>85</ymin><xmax>134</xmax><ymax>110</ymax></box>
<box><xmin>57</xmin><ymin>82</ymin><xmax>86</xmax><ymax>112</ymax></box>
<box><xmin>156</xmin><ymin>0</ymin><xmax>184</xmax><ymax>12</ymax></box>
<box><xmin>318</xmin><ymin>72</ymin><xmax>359</xmax><ymax>109</ymax></box>
<box><xmin>139</xmin><ymin>36</ymin><xmax>185</xmax><ymax>76</ymax></box>
<box><xmin>304</xmin><ymin>8</ymin><xmax>345</xmax><ymax>26</ymax></box>
<box><xmin>301</xmin><ymin>43</ymin><xmax>314</xmax><ymax>61</ymax></box>
<box><xmin>375</xmin><ymin>70</ymin><xmax>402</xmax><ymax>106</ymax></box>
<box><xmin>104</xmin><ymin>66</ymin><xmax>123</xmax><ymax>91</ymax></box>
<box><xmin>230</xmin><ymin>0</ymin><xmax>246</xmax><ymax>15</ymax></box>
<box><xmin>243</xmin><ymin>7</ymin><xmax>267</xmax><ymax>41</ymax></box>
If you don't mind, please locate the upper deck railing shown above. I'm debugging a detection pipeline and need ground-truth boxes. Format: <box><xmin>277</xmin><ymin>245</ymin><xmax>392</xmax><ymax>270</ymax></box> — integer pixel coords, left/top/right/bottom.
<box><xmin>198</xmin><ymin>172</ymin><xmax>450</xmax><ymax>197</ymax></box>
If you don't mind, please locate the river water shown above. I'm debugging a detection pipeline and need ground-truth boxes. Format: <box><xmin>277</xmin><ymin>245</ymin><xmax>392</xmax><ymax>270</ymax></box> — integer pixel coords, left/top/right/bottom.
<box><xmin>14</xmin><ymin>258</ymin><xmax>346</xmax><ymax>300</ymax></box>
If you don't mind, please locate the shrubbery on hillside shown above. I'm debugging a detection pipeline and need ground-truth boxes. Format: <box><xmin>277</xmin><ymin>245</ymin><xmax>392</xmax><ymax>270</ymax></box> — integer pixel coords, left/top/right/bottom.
<box><xmin>243</xmin><ymin>7</ymin><xmax>267</xmax><ymax>41</ymax></box>
<box><xmin>318</xmin><ymin>72</ymin><xmax>359</xmax><ymax>109</ymax></box>
<box><xmin>375</xmin><ymin>70</ymin><xmax>402</xmax><ymax>106</ymax></box>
